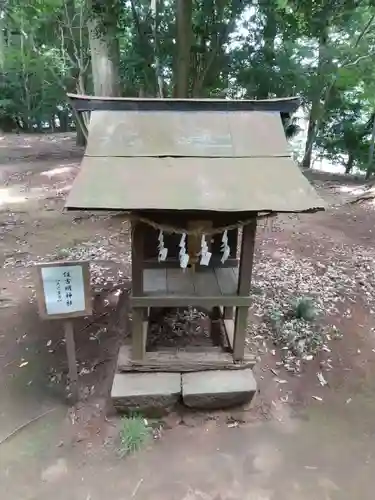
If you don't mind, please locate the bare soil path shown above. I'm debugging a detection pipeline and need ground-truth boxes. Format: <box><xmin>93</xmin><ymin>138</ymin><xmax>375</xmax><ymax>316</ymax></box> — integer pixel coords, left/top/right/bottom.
<box><xmin>1</xmin><ymin>134</ymin><xmax>375</xmax><ymax>500</ymax></box>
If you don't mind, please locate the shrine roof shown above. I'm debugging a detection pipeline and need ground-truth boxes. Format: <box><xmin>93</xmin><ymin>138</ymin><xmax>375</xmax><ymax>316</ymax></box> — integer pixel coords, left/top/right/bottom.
<box><xmin>65</xmin><ymin>97</ymin><xmax>325</xmax><ymax>214</ymax></box>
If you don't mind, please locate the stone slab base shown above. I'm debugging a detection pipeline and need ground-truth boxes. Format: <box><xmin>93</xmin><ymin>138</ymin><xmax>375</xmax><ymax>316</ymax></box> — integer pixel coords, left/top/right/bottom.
<box><xmin>182</xmin><ymin>369</ymin><xmax>257</xmax><ymax>410</ymax></box>
<box><xmin>111</xmin><ymin>372</ymin><xmax>181</xmax><ymax>417</ymax></box>
<box><xmin>111</xmin><ymin>368</ymin><xmax>257</xmax><ymax>414</ymax></box>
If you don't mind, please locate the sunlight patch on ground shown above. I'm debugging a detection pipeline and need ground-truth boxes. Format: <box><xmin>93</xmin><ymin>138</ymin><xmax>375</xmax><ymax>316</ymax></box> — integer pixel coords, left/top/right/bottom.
<box><xmin>39</xmin><ymin>165</ymin><xmax>76</xmax><ymax>178</ymax></box>
<box><xmin>55</xmin><ymin>184</ymin><xmax>72</xmax><ymax>194</ymax></box>
<box><xmin>0</xmin><ymin>185</ymin><xmax>57</xmax><ymax>207</ymax></box>
<box><xmin>338</xmin><ymin>185</ymin><xmax>366</xmax><ymax>195</ymax></box>
<box><xmin>0</xmin><ymin>136</ymin><xmax>33</xmax><ymax>148</ymax></box>
<box><xmin>0</xmin><ymin>188</ymin><xmax>27</xmax><ymax>206</ymax></box>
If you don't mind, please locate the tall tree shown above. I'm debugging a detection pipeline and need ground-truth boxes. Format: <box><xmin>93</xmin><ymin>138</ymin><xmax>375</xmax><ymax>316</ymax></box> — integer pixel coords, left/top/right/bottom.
<box><xmin>293</xmin><ymin>1</ymin><xmax>375</xmax><ymax>168</ymax></box>
<box><xmin>174</xmin><ymin>0</ymin><xmax>192</xmax><ymax>97</ymax></box>
<box><xmin>2</xmin><ymin>0</ymin><xmax>375</xmax><ymax>179</ymax></box>
<box><xmin>87</xmin><ymin>0</ymin><xmax>121</xmax><ymax>96</ymax></box>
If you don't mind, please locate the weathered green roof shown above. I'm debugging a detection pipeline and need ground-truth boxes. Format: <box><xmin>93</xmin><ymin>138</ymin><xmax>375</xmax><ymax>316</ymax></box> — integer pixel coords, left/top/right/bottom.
<box><xmin>66</xmin><ymin>102</ymin><xmax>325</xmax><ymax>214</ymax></box>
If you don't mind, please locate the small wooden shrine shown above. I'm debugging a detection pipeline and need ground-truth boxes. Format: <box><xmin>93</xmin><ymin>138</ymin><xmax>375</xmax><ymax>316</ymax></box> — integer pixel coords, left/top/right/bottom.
<box><xmin>65</xmin><ymin>94</ymin><xmax>324</xmax><ymax>406</ymax></box>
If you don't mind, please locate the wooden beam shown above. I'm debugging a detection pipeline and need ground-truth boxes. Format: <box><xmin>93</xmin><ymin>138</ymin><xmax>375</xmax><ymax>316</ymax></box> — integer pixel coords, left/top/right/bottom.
<box><xmin>63</xmin><ymin>320</ymin><xmax>79</xmax><ymax>402</ymax></box>
<box><xmin>67</xmin><ymin>93</ymin><xmax>301</xmax><ymax>113</ymax></box>
<box><xmin>223</xmin><ymin>319</ymin><xmax>234</xmax><ymax>352</ymax></box>
<box><xmin>233</xmin><ymin>220</ymin><xmax>257</xmax><ymax>361</ymax></box>
<box><xmin>131</xmin><ymin>295</ymin><xmax>252</xmax><ymax>308</ymax></box>
<box><xmin>223</xmin><ymin>307</ymin><xmax>234</xmax><ymax>319</ymax></box>
<box><xmin>118</xmin><ymin>345</ymin><xmax>256</xmax><ymax>372</ymax></box>
<box><xmin>131</xmin><ymin>221</ymin><xmax>144</xmax><ymax>296</ymax></box>
<box><xmin>210</xmin><ymin>306</ymin><xmax>223</xmax><ymax>347</ymax></box>
<box><xmin>131</xmin><ymin>315</ymin><xmax>148</xmax><ymax>361</ymax></box>
<box><xmin>131</xmin><ymin>222</ymin><xmax>147</xmax><ymax>359</ymax></box>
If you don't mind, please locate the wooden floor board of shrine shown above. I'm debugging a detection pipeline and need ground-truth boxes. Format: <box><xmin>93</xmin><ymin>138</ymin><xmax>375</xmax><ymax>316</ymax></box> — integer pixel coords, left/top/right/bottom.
<box><xmin>143</xmin><ymin>267</ymin><xmax>239</xmax><ymax>296</ymax></box>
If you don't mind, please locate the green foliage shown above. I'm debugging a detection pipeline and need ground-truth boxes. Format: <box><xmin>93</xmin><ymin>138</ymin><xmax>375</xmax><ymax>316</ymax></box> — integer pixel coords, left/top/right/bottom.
<box><xmin>269</xmin><ymin>307</ymin><xmax>284</xmax><ymax>332</ymax></box>
<box><xmin>1</xmin><ymin>0</ymin><xmax>375</xmax><ymax>175</ymax></box>
<box><xmin>1</xmin><ymin>0</ymin><xmax>88</xmax><ymax>131</ymax></box>
<box><xmin>292</xmin><ymin>297</ymin><xmax>317</xmax><ymax>322</ymax></box>
<box><xmin>1</xmin><ymin>43</ymin><xmax>69</xmax><ymax>130</ymax></box>
<box><xmin>118</xmin><ymin>414</ymin><xmax>151</xmax><ymax>457</ymax></box>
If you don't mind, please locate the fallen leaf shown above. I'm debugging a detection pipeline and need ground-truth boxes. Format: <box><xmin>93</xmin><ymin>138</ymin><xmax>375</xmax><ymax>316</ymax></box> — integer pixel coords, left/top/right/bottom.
<box><xmin>19</xmin><ymin>361</ymin><xmax>28</xmax><ymax>368</ymax></box>
<box><xmin>79</xmin><ymin>367</ymin><xmax>91</xmax><ymax>376</ymax></box>
<box><xmin>304</xmin><ymin>355</ymin><xmax>314</xmax><ymax>361</ymax></box>
<box><xmin>274</xmin><ymin>378</ymin><xmax>288</xmax><ymax>384</ymax></box>
<box><xmin>317</xmin><ymin>372</ymin><xmax>328</xmax><ymax>386</ymax></box>
<box><xmin>312</xmin><ymin>396</ymin><xmax>323</xmax><ymax>402</ymax></box>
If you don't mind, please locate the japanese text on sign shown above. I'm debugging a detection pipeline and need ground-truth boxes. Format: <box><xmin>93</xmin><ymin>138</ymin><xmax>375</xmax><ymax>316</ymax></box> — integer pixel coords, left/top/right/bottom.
<box><xmin>41</xmin><ymin>265</ymin><xmax>86</xmax><ymax>315</ymax></box>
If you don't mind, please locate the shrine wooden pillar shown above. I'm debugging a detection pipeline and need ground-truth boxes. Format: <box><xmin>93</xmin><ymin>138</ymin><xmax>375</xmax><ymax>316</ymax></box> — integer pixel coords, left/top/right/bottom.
<box><xmin>131</xmin><ymin>221</ymin><xmax>148</xmax><ymax>360</ymax></box>
<box><xmin>233</xmin><ymin>219</ymin><xmax>257</xmax><ymax>361</ymax></box>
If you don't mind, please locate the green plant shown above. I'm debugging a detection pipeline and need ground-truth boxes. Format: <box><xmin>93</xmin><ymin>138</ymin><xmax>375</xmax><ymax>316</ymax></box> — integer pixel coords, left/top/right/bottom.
<box><xmin>293</xmin><ymin>297</ymin><xmax>317</xmax><ymax>322</ymax></box>
<box><xmin>118</xmin><ymin>414</ymin><xmax>151</xmax><ymax>457</ymax></box>
<box><xmin>267</xmin><ymin>307</ymin><xmax>284</xmax><ymax>336</ymax></box>
<box><xmin>55</xmin><ymin>248</ymin><xmax>70</xmax><ymax>258</ymax></box>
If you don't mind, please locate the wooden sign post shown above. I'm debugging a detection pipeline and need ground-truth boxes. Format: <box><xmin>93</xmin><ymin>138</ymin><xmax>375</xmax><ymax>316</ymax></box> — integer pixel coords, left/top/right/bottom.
<box><xmin>35</xmin><ymin>261</ymin><xmax>92</xmax><ymax>402</ymax></box>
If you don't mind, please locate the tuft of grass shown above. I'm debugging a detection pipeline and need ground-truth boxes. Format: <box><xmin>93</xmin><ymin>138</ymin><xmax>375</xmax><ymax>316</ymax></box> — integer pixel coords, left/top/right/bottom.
<box><xmin>118</xmin><ymin>414</ymin><xmax>151</xmax><ymax>457</ymax></box>
<box><xmin>292</xmin><ymin>297</ymin><xmax>317</xmax><ymax>322</ymax></box>
<box><xmin>269</xmin><ymin>307</ymin><xmax>283</xmax><ymax>331</ymax></box>
<box><xmin>55</xmin><ymin>247</ymin><xmax>70</xmax><ymax>259</ymax></box>
<box><xmin>251</xmin><ymin>285</ymin><xmax>263</xmax><ymax>296</ymax></box>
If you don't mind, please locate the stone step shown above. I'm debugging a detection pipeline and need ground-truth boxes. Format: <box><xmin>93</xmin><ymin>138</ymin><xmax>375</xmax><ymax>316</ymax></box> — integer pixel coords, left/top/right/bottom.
<box><xmin>111</xmin><ymin>368</ymin><xmax>257</xmax><ymax>414</ymax></box>
<box><xmin>111</xmin><ymin>372</ymin><xmax>181</xmax><ymax>417</ymax></box>
<box><xmin>182</xmin><ymin>368</ymin><xmax>257</xmax><ymax>410</ymax></box>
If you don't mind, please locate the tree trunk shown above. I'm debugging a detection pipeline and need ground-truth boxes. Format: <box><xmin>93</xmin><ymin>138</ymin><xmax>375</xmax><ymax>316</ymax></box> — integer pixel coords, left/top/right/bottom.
<box><xmin>0</xmin><ymin>10</ymin><xmax>5</xmax><ymax>70</ymax></box>
<box><xmin>302</xmin><ymin>114</ymin><xmax>316</xmax><ymax>169</ymax></box>
<box><xmin>174</xmin><ymin>0</ymin><xmax>192</xmax><ymax>97</ymax></box>
<box><xmin>88</xmin><ymin>2</ymin><xmax>120</xmax><ymax>97</ymax></box>
<box><xmin>76</xmin><ymin>120</ymin><xmax>86</xmax><ymax>146</ymax></box>
<box><xmin>258</xmin><ymin>4</ymin><xmax>277</xmax><ymax>99</ymax></box>
<box><xmin>366</xmin><ymin>112</ymin><xmax>375</xmax><ymax>180</ymax></box>
<box><xmin>345</xmin><ymin>154</ymin><xmax>354</xmax><ymax>174</ymax></box>
<box><xmin>0</xmin><ymin>9</ymin><xmax>7</xmax><ymax>132</ymax></box>
<box><xmin>302</xmin><ymin>26</ymin><xmax>328</xmax><ymax>169</ymax></box>
<box><xmin>58</xmin><ymin>109</ymin><xmax>69</xmax><ymax>132</ymax></box>
<box><xmin>63</xmin><ymin>0</ymin><xmax>86</xmax><ymax>144</ymax></box>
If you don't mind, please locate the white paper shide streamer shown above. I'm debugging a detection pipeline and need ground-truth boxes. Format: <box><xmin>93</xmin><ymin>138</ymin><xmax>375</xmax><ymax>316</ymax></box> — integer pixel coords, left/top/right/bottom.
<box><xmin>158</xmin><ymin>230</ymin><xmax>168</xmax><ymax>262</ymax></box>
<box><xmin>179</xmin><ymin>233</ymin><xmax>189</xmax><ymax>268</ymax></box>
<box><xmin>221</xmin><ymin>230</ymin><xmax>230</xmax><ymax>263</ymax></box>
<box><xmin>200</xmin><ymin>234</ymin><xmax>212</xmax><ymax>266</ymax></box>
<box><xmin>156</xmin><ymin>230</ymin><xmax>229</xmax><ymax>268</ymax></box>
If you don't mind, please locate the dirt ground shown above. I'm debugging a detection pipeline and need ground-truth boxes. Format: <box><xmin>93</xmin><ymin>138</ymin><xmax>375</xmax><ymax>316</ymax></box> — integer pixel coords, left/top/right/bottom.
<box><xmin>1</xmin><ymin>133</ymin><xmax>375</xmax><ymax>500</ymax></box>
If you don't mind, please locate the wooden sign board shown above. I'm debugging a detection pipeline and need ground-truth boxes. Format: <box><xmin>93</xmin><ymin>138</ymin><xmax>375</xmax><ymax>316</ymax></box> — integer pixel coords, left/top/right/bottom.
<box><xmin>35</xmin><ymin>261</ymin><xmax>92</xmax><ymax>402</ymax></box>
<box><xmin>35</xmin><ymin>261</ymin><xmax>92</xmax><ymax>320</ymax></box>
